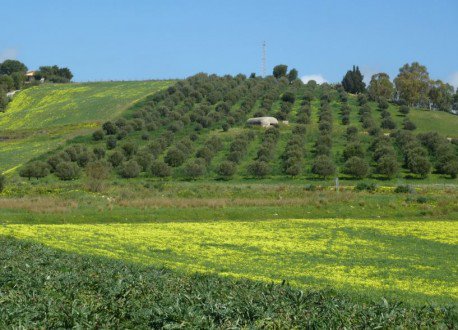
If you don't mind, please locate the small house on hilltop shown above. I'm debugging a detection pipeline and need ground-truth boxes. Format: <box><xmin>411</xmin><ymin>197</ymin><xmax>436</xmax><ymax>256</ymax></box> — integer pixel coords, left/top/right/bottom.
<box><xmin>246</xmin><ymin>117</ymin><xmax>278</xmax><ymax>128</ymax></box>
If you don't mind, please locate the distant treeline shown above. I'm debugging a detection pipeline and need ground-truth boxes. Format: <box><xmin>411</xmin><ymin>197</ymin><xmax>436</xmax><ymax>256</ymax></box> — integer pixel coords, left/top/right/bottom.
<box><xmin>0</xmin><ymin>59</ymin><xmax>73</xmax><ymax>111</ymax></box>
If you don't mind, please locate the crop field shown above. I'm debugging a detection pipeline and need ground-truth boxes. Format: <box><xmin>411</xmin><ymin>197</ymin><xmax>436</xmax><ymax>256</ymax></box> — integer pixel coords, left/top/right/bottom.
<box><xmin>1</xmin><ymin>217</ymin><xmax>457</xmax><ymax>306</ymax></box>
<box><xmin>0</xmin><ymin>81</ymin><xmax>172</xmax><ymax>173</ymax></box>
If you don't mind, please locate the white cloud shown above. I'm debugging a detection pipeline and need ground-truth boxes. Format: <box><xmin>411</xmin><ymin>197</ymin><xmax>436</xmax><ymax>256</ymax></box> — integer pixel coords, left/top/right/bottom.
<box><xmin>0</xmin><ymin>48</ymin><xmax>18</xmax><ymax>62</ymax></box>
<box><xmin>301</xmin><ymin>74</ymin><xmax>327</xmax><ymax>85</ymax></box>
<box><xmin>448</xmin><ymin>72</ymin><xmax>458</xmax><ymax>89</ymax></box>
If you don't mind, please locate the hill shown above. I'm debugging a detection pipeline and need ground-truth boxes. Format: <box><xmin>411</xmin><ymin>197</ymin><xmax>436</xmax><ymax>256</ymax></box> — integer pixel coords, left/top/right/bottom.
<box><xmin>0</xmin><ymin>81</ymin><xmax>172</xmax><ymax>173</ymax></box>
<box><xmin>19</xmin><ymin>74</ymin><xmax>457</xmax><ymax>184</ymax></box>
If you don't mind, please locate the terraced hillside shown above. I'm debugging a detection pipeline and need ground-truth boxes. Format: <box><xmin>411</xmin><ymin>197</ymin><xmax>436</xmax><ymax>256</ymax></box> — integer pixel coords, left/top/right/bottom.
<box><xmin>25</xmin><ymin>74</ymin><xmax>458</xmax><ymax>184</ymax></box>
<box><xmin>0</xmin><ymin>81</ymin><xmax>172</xmax><ymax>173</ymax></box>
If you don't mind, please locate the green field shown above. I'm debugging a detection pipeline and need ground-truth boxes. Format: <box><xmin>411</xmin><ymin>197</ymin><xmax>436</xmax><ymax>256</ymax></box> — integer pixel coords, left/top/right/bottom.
<box><xmin>0</xmin><ymin>81</ymin><xmax>171</xmax><ymax>173</ymax></box>
<box><xmin>2</xmin><ymin>218</ymin><xmax>456</xmax><ymax>305</ymax></box>
<box><xmin>0</xmin><ymin>77</ymin><xmax>457</xmax><ymax>327</ymax></box>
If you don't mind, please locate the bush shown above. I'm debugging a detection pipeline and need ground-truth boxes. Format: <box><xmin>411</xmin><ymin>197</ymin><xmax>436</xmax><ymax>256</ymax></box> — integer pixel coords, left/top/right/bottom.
<box><xmin>377</xmin><ymin>99</ymin><xmax>389</xmax><ymax>110</ymax></box>
<box><xmin>108</xmin><ymin>151</ymin><xmax>124</xmax><ymax>167</ymax></box>
<box><xmin>106</xmin><ymin>136</ymin><xmax>117</xmax><ymax>150</ymax></box>
<box><xmin>222</xmin><ymin>123</ymin><xmax>230</xmax><ymax>132</ymax></box>
<box><xmin>355</xmin><ymin>182</ymin><xmax>377</xmax><ymax>192</ymax></box>
<box><xmin>55</xmin><ymin>162</ymin><xmax>81</xmax><ymax>180</ymax></box>
<box><xmin>247</xmin><ymin>161</ymin><xmax>270</xmax><ymax>178</ymax></box>
<box><xmin>377</xmin><ymin>155</ymin><xmax>399</xmax><ymax>179</ymax></box>
<box><xmin>394</xmin><ymin>185</ymin><xmax>414</xmax><ymax>193</ymax></box>
<box><xmin>381</xmin><ymin>118</ymin><xmax>396</xmax><ymax>130</ymax></box>
<box><xmin>344</xmin><ymin>156</ymin><xmax>369</xmax><ymax>179</ymax></box>
<box><xmin>93</xmin><ymin>147</ymin><xmax>106</xmax><ymax>160</ymax></box>
<box><xmin>311</xmin><ymin>155</ymin><xmax>336</xmax><ymax>179</ymax></box>
<box><xmin>0</xmin><ymin>174</ymin><xmax>5</xmax><ymax>192</ymax></box>
<box><xmin>92</xmin><ymin>130</ymin><xmax>104</xmax><ymax>141</ymax></box>
<box><xmin>217</xmin><ymin>161</ymin><xmax>236</xmax><ymax>179</ymax></box>
<box><xmin>102</xmin><ymin>121</ymin><xmax>117</xmax><ymax>135</ymax></box>
<box><xmin>164</xmin><ymin>148</ymin><xmax>186</xmax><ymax>167</ymax></box>
<box><xmin>183</xmin><ymin>159</ymin><xmax>206</xmax><ymax>179</ymax></box>
<box><xmin>399</xmin><ymin>105</ymin><xmax>410</xmax><ymax>115</ymax></box>
<box><xmin>443</xmin><ymin>160</ymin><xmax>458</xmax><ymax>179</ymax></box>
<box><xmin>19</xmin><ymin>161</ymin><xmax>50</xmax><ymax>180</ymax></box>
<box><xmin>343</xmin><ymin>143</ymin><xmax>365</xmax><ymax>161</ymax></box>
<box><xmin>281</xmin><ymin>92</ymin><xmax>295</xmax><ymax>103</ymax></box>
<box><xmin>85</xmin><ymin>160</ymin><xmax>111</xmax><ymax>192</ymax></box>
<box><xmin>150</xmin><ymin>161</ymin><xmax>171</xmax><ymax>178</ymax></box>
<box><xmin>403</xmin><ymin>119</ymin><xmax>416</xmax><ymax>130</ymax></box>
<box><xmin>119</xmin><ymin>160</ymin><xmax>141</xmax><ymax>178</ymax></box>
<box><xmin>407</xmin><ymin>154</ymin><xmax>431</xmax><ymax>178</ymax></box>
<box><xmin>121</xmin><ymin>142</ymin><xmax>137</xmax><ymax>158</ymax></box>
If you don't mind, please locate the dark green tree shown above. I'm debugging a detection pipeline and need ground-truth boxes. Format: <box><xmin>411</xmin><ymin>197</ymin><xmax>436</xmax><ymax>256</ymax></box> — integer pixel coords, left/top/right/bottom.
<box><xmin>342</xmin><ymin>66</ymin><xmax>366</xmax><ymax>94</ymax></box>
<box><xmin>311</xmin><ymin>155</ymin><xmax>336</xmax><ymax>179</ymax></box>
<box><xmin>273</xmin><ymin>65</ymin><xmax>288</xmax><ymax>79</ymax></box>
<box><xmin>287</xmin><ymin>68</ymin><xmax>298</xmax><ymax>82</ymax></box>
<box><xmin>0</xmin><ymin>60</ymin><xmax>27</xmax><ymax>75</ymax></box>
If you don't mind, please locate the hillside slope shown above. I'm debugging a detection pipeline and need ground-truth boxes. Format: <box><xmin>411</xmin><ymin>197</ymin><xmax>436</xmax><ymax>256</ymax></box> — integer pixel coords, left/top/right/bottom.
<box><xmin>27</xmin><ymin>74</ymin><xmax>456</xmax><ymax>184</ymax></box>
<box><xmin>0</xmin><ymin>81</ymin><xmax>172</xmax><ymax>173</ymax></box>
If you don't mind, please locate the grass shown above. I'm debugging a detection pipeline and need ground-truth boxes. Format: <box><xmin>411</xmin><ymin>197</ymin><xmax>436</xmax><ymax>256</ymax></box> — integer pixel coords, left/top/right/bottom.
<box><xmin>1</xmin><ymin>218</ymin><xmax>456</xmax><ymax>306</ymax></box>
<box><xmin>0</xmin><ymin>81</ymin><xmax>172</xmax><ymax>173</ymax></box>
<box><xmin>2</xmin><ymin>236</ymin><xmax>455</xmax><ymax>328</ymax></box>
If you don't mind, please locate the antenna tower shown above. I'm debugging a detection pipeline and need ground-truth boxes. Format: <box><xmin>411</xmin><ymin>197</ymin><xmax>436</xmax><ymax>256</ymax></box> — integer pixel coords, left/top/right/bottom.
<box><xmin>262</xmin><ymin>41</ymin><xmax>266</xmax><ymax>77</ymax></box>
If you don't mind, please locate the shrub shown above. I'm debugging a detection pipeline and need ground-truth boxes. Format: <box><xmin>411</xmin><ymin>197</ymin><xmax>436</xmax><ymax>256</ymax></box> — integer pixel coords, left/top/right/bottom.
<box><xmin>377</xmin><ymin>99</ymin><xmax>389</xmax><ymax>110</ymax></box>
<box><xmin>394</xmin><ymin>185</ymin><xmax>414</xmax><ymax>193</ymax></box>
<box><xmin>407</xmin><ymin>154</ymin><xmax>431</xmax><ymax>178</ymax></box>
<box><xmin>93</xmin><ymin>147</ymin><xmax>106</xmax><ymax>160</ymax></box>
<box><xmin>416</xmin><ymin>196</ymin><xmax>428</xmax><ymax>204</ymax></box>
<box><xmin>281</xmin><ymin>92</ymin><xmax>295</xmax><ymax>103</ymax></box>
<box><xmin>357</xmin><ymin>94</ymin><xmax>368</xmax><ymax>106</ymax></box>
<box><xmin>165</xmin><ymin>148</ymin><xmax>186</xmax><ymax>167</ymax></box>
<box><xmin>355</xmin><ymin>182</ymin><xmax>377</xmax><ymax>192</ymax></box>
<box><xmin>85</xmin><ymin>160</ymin><xmax>111</xmax><ymax>192</ymax></box>
<box><xmin>106</xmin><ymin>136</ymin><xmax>117</xmax><ymax>150</ymax></box>
<box><xmin>55</xmin><ymin>162</ymin><xmax>81</xmax><ymax>180</ymax></box>
<box><xmin>443</xmin><ymin>160</ymin><xmax>458</xmax><ymax>179</ymax></box>
<box><xmin>92</xmin><ymin>130</ymin><xmax>104</xmax><ymax>141</ymax></box>
<box><xmin>247</xmin><ymin>161</ymin><xmax>270</xmax><ymax>178</ymax></box>
<box><xmin>311</xmin><ymin>155</ymin><xmax>336</xmax><ymax>179</ymax></box>
<box><xmin>222</xmin><ymin>123</ymin><xmax>230</xmax><ymax>132</ymax></box>
<box><xmin>403</xmin><ymin>119</ymin><xmax>416</xmax><ymax>130</ymax></box>
<box><xmin>119</xmin><ymin>160</ymin><xmax>141</xmax><ymax>178</ymax></box>
<box><xmin>343</xmin><ymin>143</ymin><xmax>365</xmax><ymax>161</ymax></box>
<box><xmin>183</xmin><ymin>159</ymin><xmax>206</xmax><ymax>179</ymax></box>
<box><xmin>150</xmin><ymin>161</ymin><xmax>171</xmax><ymax>178</ymax></box>
<box><xmin>102</xmin><ymin>121</ymin><xmax>117</xmax><ymax>135</ymax></box>
<box><xmin>344</xmin><ymin>156</ymin><xmax>370</xmax><ymax>179</ymax></box>
<box><xmin>135</xmin><ymin>150</ymin><xmax>153</xmax><ymax>171</ymax></box>
<box><xmin>121</xmin><ymin>142</ymin><xmax>137</xmax><ymax>158</ymax></box>
<box><xmin>381</xmin><ymin>118</ymin><xmax>396</xmax><ymax>130</ymax></box>
<box><xmin>0</xmin><ymin>174</ymin><xmax>5</xmax><ymax>192</ymax></box>
<box><xmin>108</xmin><ymin>151</ymin><xmax>124</xmax><ymax>167</ymax></box>
<box><xmin>217</xmin><ymin>161</ymin><xmax>236</xmax><ymax>179</ymax></box>
<box><xmin>399</xmin><ymin>105</ymin><xmax>410</xmax><ymax>115</ymax></box>
<box><xmin>377</xmin><ymin>155</ymin><xmax>399</xmax><ymax>179</ymax></box>
<box><xmin>19</xmin><ymin>161</ymin><xmax>50</xmax><ymax>180</ymax></box>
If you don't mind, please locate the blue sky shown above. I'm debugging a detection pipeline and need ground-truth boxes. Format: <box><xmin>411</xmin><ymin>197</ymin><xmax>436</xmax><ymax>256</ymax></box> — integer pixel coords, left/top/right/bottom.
<box><xmin>2</xmin><ymin>0</ymin><xmax>457</xmax><ymax>86</ymax></box>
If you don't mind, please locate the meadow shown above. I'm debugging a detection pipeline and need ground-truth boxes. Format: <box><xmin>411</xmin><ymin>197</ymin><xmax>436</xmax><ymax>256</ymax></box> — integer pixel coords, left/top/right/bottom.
<box><xmin>0</xmin><ymin>81</ymin><xmax>171</xmax><ymax>173</ymax></box>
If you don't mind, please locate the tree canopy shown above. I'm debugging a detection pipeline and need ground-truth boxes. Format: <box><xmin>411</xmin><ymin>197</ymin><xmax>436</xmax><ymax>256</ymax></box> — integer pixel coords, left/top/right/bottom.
<box><xmin>341</xmin><ymin>66</ymin><xmax>365</xmax><ymax>94</ymax></box>
<box><xmin>0</xmin><ymin>60</ymin><xmax>28</xmax><ymax>75</ymax></box>
<box><xmin>367</xmin><ymin>73</ymin><xmax>393</xmax><ymax>101</ymax></box>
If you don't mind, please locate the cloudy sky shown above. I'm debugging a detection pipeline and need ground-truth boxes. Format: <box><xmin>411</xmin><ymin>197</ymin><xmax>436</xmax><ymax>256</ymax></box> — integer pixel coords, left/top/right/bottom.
<box><xmin>2</xmin><ymin>0</ymin><xmax>457</xmax><ymax>86</ymax></box>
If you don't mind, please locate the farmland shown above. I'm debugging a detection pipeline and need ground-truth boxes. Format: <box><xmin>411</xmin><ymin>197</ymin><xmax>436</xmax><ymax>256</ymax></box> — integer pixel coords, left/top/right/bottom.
<box><xmin>0</xmin><ymin>75</ymin><xmax>457</xmax><ymax>327</ymax></box>
<box><xmin>0</xmin><ymin>81</ymin><xmax>172</xmax><ymax>173</ymax></box>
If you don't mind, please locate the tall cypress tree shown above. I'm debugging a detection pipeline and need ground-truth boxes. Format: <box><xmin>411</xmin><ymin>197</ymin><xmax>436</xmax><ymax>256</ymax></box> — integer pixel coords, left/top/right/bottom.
<box><xmin>342</xmin><ymin>65</ymin><xmax>366</xmax><ymax>94</ymax></box>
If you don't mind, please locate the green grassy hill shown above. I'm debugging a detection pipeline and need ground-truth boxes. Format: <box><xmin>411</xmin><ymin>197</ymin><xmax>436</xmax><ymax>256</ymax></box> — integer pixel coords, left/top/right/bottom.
<box><xmin>24</xmin><ymin>74</ymin><xmax>455</xmax><ymax>185</ymax></box>
<box><xmin>0</xmin><ymin>81</ymin><xmax>172</xmax><ymax>173</ymax></box>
